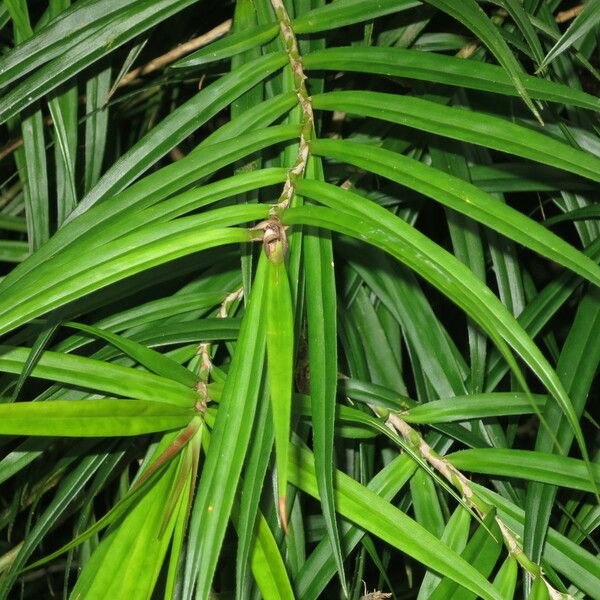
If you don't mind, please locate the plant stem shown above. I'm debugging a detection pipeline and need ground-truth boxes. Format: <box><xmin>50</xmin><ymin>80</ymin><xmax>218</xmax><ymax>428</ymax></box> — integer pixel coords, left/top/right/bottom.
<box><xmin>386</xmin><ymin>412</ymin><xmax>573</xmax><ymax>600</ymax></box>
<box><xmin>269</xmin><ymin>0</ymin><xmax>314</xmax><ymax>215</ymax></box>
<box><xmin>196</xmin><ymin>286</ymin><xmax>243</xmax><ymax>384</ymax></box>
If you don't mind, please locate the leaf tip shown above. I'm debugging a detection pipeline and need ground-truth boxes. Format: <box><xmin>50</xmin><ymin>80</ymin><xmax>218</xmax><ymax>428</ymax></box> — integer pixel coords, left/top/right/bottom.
<box><xmin>278</xmin><ymin>495</ymin><xmax>289</xmax><ymax>534</ymax></box>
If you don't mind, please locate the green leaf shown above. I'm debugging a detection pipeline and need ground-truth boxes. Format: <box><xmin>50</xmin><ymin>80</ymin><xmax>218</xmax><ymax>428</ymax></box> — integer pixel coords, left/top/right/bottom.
<box><xmin>304</xmin><ymin>225</ymin><xmax>348</xmax><ymax>594</ymax></box>
<box><xmin>348</xmin><ymin>284</ymin><xmax>406</xmax><ymax>391</ymax></box>
<box><xmin>265</xmin><ymin>256</ymin><xmax>294</xmax><ymax>530</ymax></box>
<box><xmin>0</xmin><ymin>437</ymin><xmax>51</xmax><ymax>485</ymax></box>
<box><xmin>0</xmin><ymin>345</ymin><xmax>197</xmax><ymax>406</ymax></box>
<box><xmin>402</xmin><ymin>393</ymin><xmax>547</xmax><ymax>423</ymax></box>
<box><xmin>174</xmin><ymin>0</ymin><xmax>422</xmax><ymax>68</ymax></box>
<box><xmin>0</xmin><ymin>0</ymin><xmax>199</xmax><ymax>124</ymax></box>
<box><xmin>183</xmin><ymin>256</ymin><xmax>268</xmax><ymax>599</ymax></box>
<box><xmin>5</xmin><ymin>0</ymin><xmax>51</xmax><ymax>253</ymax></box>
<box><xmin>0</xmin><ymin>216</ymin><xmax>27</xmax><ymax>233</ymax></box>
<box><xmin>71</xmin><ymin>456</ymin><xmax>183</xmax><ymax>600</ymax></box>
<box><xmin>346</xmin><ymin>243</ymin><xmax>468</xmax><ymax>398</ymax></box>
<box><xmin>493</xmin><ymin>0</ymin><xmax>545</xmax><ymax>68</ymax></box>
<box><xmin>544</xmin><ymin>204</ymin><xmax>600</xmax><ymax>227</ymax></box>
<box><xmin>285</xmin><ymin>194</ymin><xmax>590</xmax><ymax>475</ymax></box>
<box><xmin>2</xmin><ymin>129</ymin><xmax>293</xmax><ymax>295</ymax></box>
<box><xmin>310</xmin><ymin>138</ymin><xmax>600</xmax><ymax>287</ymax></box>
<box><xmin>410</xmin><ymin>468</ymin><xmax>444</xmax><ymax>537</ymax></box>
<box><xmin>46</xmin><ymin>0</ymin><xmax>78</xmax><ymax>231</ymax></box>
<box><xmin>289</xmin><ymin>442</ymin><xmax>504</xmax><ymax>600</ymax></box>
<box><xmin>0</xmin><ymin>447</ymin><xmax>113</xmax><ymax>599</ymax></box>
<box><xmin>22</xmin><ymin>428</ymin><xmax>196</xmax><ymax>575</ymax></box>
<box><xmin>0</xmin><ymin>241</ymin><xmax>28</xmax><ymax>263</ymax></box>
<box><xmin>245</xmin><ymin>511</ymin><xmax>295</xmax><ymax>600</ymax></box>
<box><xmin>54</xmin><ymin>292</ymin><xmax>228</xmax><ymax>350</ymax></box>
<box><xmin>524</xmin><ymin>289</ymin><xmax>600</xmax><ymax>563</ymax></box>
<box><xmin>429</xmin><ymin>140</ymin><xmax>486</xmax><ymax>393</ymax></box>
<box><xmin>63</xmin><ymin>321</ymin><xmax>198</xmax><ymax>388</ymax></box>
<box><xmin>312</xmin><ymin>91</ymin><xmax>600</xmax><ymax>183</ymax></box>
<box><xmin>12</xmin><ymin>104</ymin><xmax>49</xmax><ymax>251</ymax></box>
<box><xmin>294</xmin><ymin>454</ymin><xmax>418</xmax><ymax>600</ymax></box>
<box><xmin>492</xmin><ymin>556</ymin><xmax>518</xmax><ymax>599</ymax></box>
<box><xmin>447</xmin><ymin>448</ymin><xmax>600</xmax><ymax>492</ymax></box>
<box><xmin>418</xmin><ymin>506</ymin><xmax>471</xmax><ymax>599</ymax></box>
<box><xmin>83</xmin><ymin>64</ymin><xmax>111</xmax><ymax>193</ymax></box>
<box><xmin>303</xmin><ymin>46</ymin><xmax>600</xmax><ymax>112</ymax></box>
<box><xmin>427</xmin><ymin>511</ymin><xmax>502</xmax><ymax>600</ymax></box>
<box><xmin>234</xmin><ymin>388</ymin><xmax>273</xmax><ymax>599</ymax></box>
<box><xmin>474</xmin><ymin>484</ymin><xmax>600</xmax><ymax>598</ymax></box>
<box><xmin>293</xmin><ymin>0</ymin><xmax>422</xmax><ymax>33</ymax></box>
<box><xmin>540</xmin><ymin>1</ymin><xmax>600</xmax><ymax>69</ymax></box>
<box><xmin>485</xmin><ymin>240</ymin><xmax>600</xmax><ymax>391</ymax></box>
<box><xmin>173</xmin><ymin>24</ymin><xmax>279</xmax><ymax>68</ymax></box>
<box><xmin>0</xmin><ymin>399</ymin><xmax>193</xmax><ymax>437</ymax></box>
<box><xmin>420</xmin><ymin>0</ymin><xmax>541</xmax><ymax>122</ymax></box>
<box><xmin>11</xmin><ymin>319</ymin><xmax>60</xmax><ymax>401</ymax></box>
<box><xmin>0</xmin><ymin>1</ymin><xmax>147</xmax><ymax>87</ymax></box>
<box><xmin>73</xmin><ymin>52</ymin><xmax>288</xmax><ymax>215</ymax></box>
<box><xmin>0</xmin><ymin>225</ymin><xmax>258</xmax><ymax>337</ymax></box>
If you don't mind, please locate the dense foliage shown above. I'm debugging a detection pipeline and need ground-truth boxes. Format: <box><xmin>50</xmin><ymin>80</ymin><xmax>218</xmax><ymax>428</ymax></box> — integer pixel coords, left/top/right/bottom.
<box><xmin>0</xmin><ymin>1</ymin><xmax>598</xmax><ymax>598</ymax></box>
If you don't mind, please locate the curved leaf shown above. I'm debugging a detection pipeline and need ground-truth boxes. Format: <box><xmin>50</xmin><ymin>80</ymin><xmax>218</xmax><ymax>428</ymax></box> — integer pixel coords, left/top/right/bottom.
<box><xmin>312</xmin><ymin>91</ymin><xmax>600</xmax><ymax>182</ymax></box>
<box><xmin>303</xmin><ymin>46</ymin><xmax>600</xmax><ymax>112</ymax></box>
<box><xmin>289</xmin><ymin>442</ymin><xmax>504</xmax><ymax>600</ymax></box>
<box><xmin>401</xmin><ymin>393</ymin><xmax>547</xmax><ymax>424</ymax></box>
<box><xmin>448</xmin><ymin>448</ymin><xmax>600</xmax><ymax>493</ymax></box>
<box><xmin>310</xmin><ymin>138</ymin><xmax>600</xmax><ymax>287</ymax></box>
<box><xmin>540</xmin><ymin>2</ymin><xmax>600</xmax><ymax>69</ymax></box>
<box><xmin>284</xmin><ymin>195</ymin><xmax>589</xmax><ymax>470</ymax></box>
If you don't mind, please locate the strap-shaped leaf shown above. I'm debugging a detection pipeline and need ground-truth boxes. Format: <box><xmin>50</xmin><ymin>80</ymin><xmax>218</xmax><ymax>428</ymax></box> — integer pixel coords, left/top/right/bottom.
<box><xmin>420</xmin><ymin>0</ymin><xmax>540</xmax><ymax>121</ymax></box>
<box><xmin>0</xmin><ymin>346</ymin><xmax>197</xmax><ymax>406</ymax></box>
<box><xmin>1</xmin><ymin>127</ymin><xmax>294</xmax><ymax>295</ymax></box>
<box><xmin>0</xmin><ymin>0</ymin><xmax>199</xmax><ymax>124</ymax></box>
<box><xmin>183</xmin><ymin>257</ymin><xmax>268</xmax><ymax>599</ymax></box>
<box><xmin>265</xmin><ymin>256</ymin><xmax>294</xmax><ymax>529</ymax></box>
<box><xmin>0</xmin><ymin>223</ymin><xmax>260</xmax><ymax>337</ymax></box>
<box><xmin>474</xmin><ymin>484</ymin><xmax>600</xmax><ymax>598</ymax></box>
<box><xmin>310</xmin><ymin>138</ymin><xmax>600</xmax><ymax>288</ymax></box>
<box><xmin>293</xmin><ymin>454</ymin><xmax>418</xmax><ymax>599</ymax></box>
<box><xmin>0</xmin><ymin>0</ymin><xmax>161</xmax><ymax>87</ymax></box>
<box><xmin>524</xmin><ymin>290</ymin><xmax>600</xmax><ymax>563</ymax></box>
<box><xmin>284</xmin><ymin>192</ymin><xmax>591</xmax><ymax>477</ymax></box>
<box><xmin>0</xmin><ymin>399</ymin><xmax>194</xmax><ymax>437</ymax></box>
<box><xmin>304</xmin><ymin>226</ymin><xmax>348</xmax><ymax>591</ymax></box>
<box><xmin>402</xmin><ymin>393</ymin><xmax>547</xmax><ymax>424</ymax></box>
<box><xmin>540</xmin><ymin>1</ymin><xmax>600</xmax><ymax>69</ymax></box>
<box><xmin>173</xmin><ymin>23</ymin><xmax>279</xmax><ymax>67</ymax></box>
<box><xmin>0</xmin><ymin>447</ymin><xmax>114</xmax><ymax>600</ymax></box>
<box><xmin>312</xmin><ymin>91</ymin><xmax>600</xmax><ymax>182</ymax></box>
<box><xmin>303</xmin><ymin>46</ymin><xmax>600</xmax><ymax>111</ymax></box>
<box><xmin>71</xmin><ymin>456</ymin><xmax>183</xmax><ymax>599</ymax></box>
<box><xmin>448</xmin><ymin>448</ymin><xmax>600</xmax><ymax>492</ymax></box>
<box><xmin>427</xmin><ymin>511</ymin><xmax>502</xmax><ymax>600</ymax></box>
<box><xmin>72</xmin><ymin>52</ymin><xmax>288</xmax><ymax>215</ymax></box>
<box><xmin>494</xmin><ymin>0</ymin><xmax>545</xmax><ymax>68</ymax></box>
<box><xmin>289</xmin><ymin>442</ymin><xmax>504</xmax><ymax>600</ymax></box>
<box><xmin>64</xmin><ymin>321</ymin><xmax>198</xmax><ymax>388</ymax></box>
<box><xmin>174</xmin><ymin>0</ymin><xmax>421</xmax><ymax>68</ymax></box>
<box><xmin>5</xmin><ymin>0</ymin><xmax>51</xmax><ymax>253</ymax></box>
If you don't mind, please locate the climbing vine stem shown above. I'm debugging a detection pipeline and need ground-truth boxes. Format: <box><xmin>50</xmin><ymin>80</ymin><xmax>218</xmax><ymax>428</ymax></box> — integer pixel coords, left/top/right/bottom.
<box><xmin>195</xmin><ymin>287</ymin><xmax>244</xmax><ymax>409</ymax></box>
<box><xmin>269</xmin><ymin>0</ymin><xmax>314</xmax><ymax>216</ymax></box>
<box><xmin>386</xmin><ymin>413</ymin><xmax>572</xmax><ymax>600</ymax></box>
